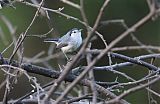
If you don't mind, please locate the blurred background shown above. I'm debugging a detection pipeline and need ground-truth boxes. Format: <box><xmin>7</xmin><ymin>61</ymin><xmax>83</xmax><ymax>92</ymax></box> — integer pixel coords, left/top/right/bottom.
<box><xmin>0</xmin><ymin>0</ymin><xmax>160</xmax><ymax>103</ymax></box>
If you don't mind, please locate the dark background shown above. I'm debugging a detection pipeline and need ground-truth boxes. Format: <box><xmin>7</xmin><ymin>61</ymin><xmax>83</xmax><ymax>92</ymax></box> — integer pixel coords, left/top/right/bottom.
<box><xmin>0</xmin><ymin>0</ymin><xmax>160</xmax><ymax>103</ymax></box>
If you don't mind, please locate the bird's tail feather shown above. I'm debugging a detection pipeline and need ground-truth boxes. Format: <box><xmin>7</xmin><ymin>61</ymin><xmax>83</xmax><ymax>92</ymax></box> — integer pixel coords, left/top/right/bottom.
<box><xmin>44</xmin><ymin>38</ymin><xmax>59</xmax><ymax>43</ymax></box>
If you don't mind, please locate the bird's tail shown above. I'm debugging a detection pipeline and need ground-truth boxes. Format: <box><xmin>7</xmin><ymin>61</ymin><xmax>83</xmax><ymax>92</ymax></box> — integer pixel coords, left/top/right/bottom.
<box><xmin>44</xmin><ymin>38</ymin><xmax>59</xmax><ymax>43</ymax></box>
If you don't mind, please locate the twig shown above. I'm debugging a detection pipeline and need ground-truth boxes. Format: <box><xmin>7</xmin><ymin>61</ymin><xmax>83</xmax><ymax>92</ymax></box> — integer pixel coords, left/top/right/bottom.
<box><xmin>105</xmin><ymin>76</ymin><xmax>160</xmax><ymax>104</ymax></box>
<box><xmin>61</xmin><ymin>0</ymin><xmax>80</xmax><ymax>9</ymax></box>
<box><xmin>9</xmin><ymin>0</ymin><xmax>45</xmax><ymax>63</ymax></box>
<box><xmin>110</xmin><ymin>52</ymin><xmax>158</xmax><ymax>71</ymax></box>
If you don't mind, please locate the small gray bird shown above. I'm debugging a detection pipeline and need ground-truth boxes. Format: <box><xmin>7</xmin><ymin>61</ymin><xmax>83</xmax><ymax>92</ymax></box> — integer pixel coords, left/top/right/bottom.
<box><xmin>44</xmin><ymin>28</ymin><xmax>82</xmax><ymax>58</ymax></box>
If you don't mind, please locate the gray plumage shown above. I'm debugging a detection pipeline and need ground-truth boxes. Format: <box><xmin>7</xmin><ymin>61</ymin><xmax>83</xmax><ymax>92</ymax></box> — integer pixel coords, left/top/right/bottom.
<box><xmin>44</xmin><ymin>28</ymin><xmax>82</xmax><ymax>53</ymax></box>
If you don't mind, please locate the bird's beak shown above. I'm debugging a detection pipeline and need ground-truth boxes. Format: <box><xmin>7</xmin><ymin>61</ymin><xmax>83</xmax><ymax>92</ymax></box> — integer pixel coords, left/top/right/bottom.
<box><xmin>79</xmin><ymin>29</ymin><xmax>83</xmax><ymax>31</ymax></box>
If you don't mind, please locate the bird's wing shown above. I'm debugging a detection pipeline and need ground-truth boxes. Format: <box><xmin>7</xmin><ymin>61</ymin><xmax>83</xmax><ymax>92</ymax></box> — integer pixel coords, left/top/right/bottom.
<box><xmin>56</xmin><ymin>33</ymin><xmax>71</xmax><ymax>49</ymax></box>
<box><xmin>59</xmin><ymin>34</ymin><xmax>70</xmax><ymax>42</ymax></box>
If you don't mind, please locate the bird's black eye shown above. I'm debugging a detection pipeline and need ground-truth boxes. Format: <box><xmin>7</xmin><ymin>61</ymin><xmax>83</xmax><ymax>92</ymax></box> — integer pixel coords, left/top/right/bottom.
<box><xmin>69</xmin><ymin>30</ymin><xmax>77</xmax><ymax>36</ymax></box>
<box><xmin>73</xmin><ymin>31</ymin><xmax>76</xmax><ymax>33</ymax></box>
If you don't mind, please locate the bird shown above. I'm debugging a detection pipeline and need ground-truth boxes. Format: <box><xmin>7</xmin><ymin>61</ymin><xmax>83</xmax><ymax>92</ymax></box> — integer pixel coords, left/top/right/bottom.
<box><xmin>44</xmin><ymin>28</ymin><xmax>82</xmax><ymax>59</ymax></box>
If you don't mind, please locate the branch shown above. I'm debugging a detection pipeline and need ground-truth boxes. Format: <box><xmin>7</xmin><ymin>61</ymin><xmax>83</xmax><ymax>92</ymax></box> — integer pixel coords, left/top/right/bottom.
<box><xmin>105</xmin><ymin>76</ymin><xmax>160</xmax><ymax>104</ymax></box>
<box><xmin>0</xmin><ymin>53</ymin><xmax>129</xmax><ymax>104</ymax></box>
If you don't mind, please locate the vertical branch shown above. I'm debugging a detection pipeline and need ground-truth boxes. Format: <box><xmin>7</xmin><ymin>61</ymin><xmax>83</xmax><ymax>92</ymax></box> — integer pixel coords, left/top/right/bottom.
<box><xmin>80</xmin><ymin>0</ymin><xmax>89</xmax><ymax>30</ymax></box>
<box><xmin>87</xmin><ymin>43</ymin><xmax>97</xmax><ymax>104</ymax></box>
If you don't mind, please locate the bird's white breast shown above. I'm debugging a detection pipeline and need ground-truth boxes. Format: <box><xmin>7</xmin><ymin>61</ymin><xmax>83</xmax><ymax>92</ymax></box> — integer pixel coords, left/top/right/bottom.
<box><xmin>61</xmin><ymin>45</ymin><xmax>74</xmax><ymax>53</ymax></box>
